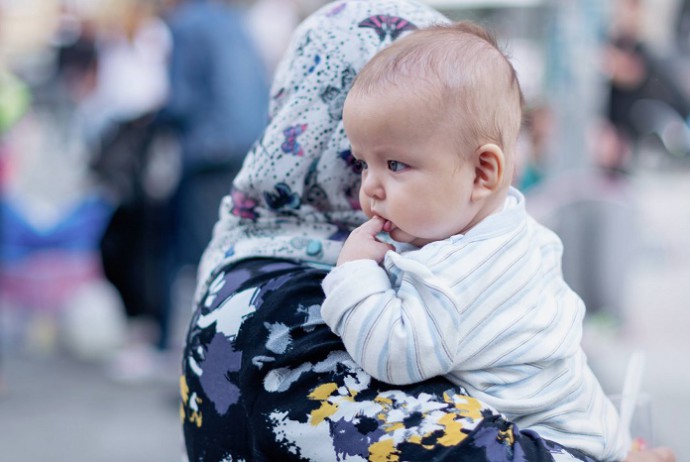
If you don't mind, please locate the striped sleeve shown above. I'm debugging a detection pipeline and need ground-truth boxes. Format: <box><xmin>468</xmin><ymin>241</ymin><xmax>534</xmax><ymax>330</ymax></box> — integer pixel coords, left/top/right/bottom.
<box><xmin>321</xmin><ymin>256</ymin><xmax>462</xmax><ymax>385</ymax></box>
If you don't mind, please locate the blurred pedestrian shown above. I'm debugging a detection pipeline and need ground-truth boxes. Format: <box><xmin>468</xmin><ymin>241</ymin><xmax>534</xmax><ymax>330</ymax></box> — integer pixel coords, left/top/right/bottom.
<box><xmin>77</xmin><ymin>0</ymin><xmax>171</xmax><ymax>150</ymax></box>
<box><xmin>154</xmin><ymin>0</ymin><xmax>269</xmax><ymax>348</ymax></box>
<box><xmin>603</xmin><ymin>0</ymin><xmax>690</xmax><ymax>168</ymax></box>
<box><xmin>83</xmin><ymin>0</ymin><xmax>173</xmax><ymax>380</ymax></box>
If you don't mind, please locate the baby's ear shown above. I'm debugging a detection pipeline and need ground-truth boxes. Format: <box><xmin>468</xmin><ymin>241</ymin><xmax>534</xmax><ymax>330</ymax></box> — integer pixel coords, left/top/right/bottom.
<box><xmin>471</xmin><ymin>143</ymin><xmax>505</xmax><ymax>201</ymax></box>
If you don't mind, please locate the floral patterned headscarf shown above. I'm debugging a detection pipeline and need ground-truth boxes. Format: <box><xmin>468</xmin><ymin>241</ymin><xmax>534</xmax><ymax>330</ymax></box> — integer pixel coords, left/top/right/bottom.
<box><xmin>196</xmin><ymin>0</ymin><xmax>448</xmax><ymax>298</ymax></box>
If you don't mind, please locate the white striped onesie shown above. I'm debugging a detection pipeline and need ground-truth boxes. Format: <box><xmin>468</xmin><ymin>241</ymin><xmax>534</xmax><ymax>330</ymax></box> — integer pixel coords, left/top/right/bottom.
<box><xmin>321</xmin><ymin>187</ymin><xmax>630</xmax><ymax>461</ymax></box>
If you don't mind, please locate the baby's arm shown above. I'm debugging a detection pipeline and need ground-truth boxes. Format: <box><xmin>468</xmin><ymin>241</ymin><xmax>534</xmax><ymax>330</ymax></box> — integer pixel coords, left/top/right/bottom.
<box><xmin>322</xmin><ymin>244</ymin><xmax>461</xmax><ymax>385</ymax></box>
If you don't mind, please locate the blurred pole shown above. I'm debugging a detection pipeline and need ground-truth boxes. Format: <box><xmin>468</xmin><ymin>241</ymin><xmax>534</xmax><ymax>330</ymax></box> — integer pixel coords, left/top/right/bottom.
<box><xmin>543</xmin><ymin>0</ymin><xmax>610</xmax><ymax>175</ymax></box>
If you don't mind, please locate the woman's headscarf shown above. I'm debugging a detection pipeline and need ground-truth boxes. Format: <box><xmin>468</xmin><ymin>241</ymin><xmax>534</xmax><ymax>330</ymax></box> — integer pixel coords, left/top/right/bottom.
<box><xmin>197</xmin><ymin>0</ymin><xmax>449</xmax><ymax>298</ymax></box>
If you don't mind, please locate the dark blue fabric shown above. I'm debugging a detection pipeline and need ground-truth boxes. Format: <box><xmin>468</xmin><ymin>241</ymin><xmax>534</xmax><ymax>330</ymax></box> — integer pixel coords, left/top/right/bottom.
<box><xmin>181</xmin><ymin>258</ymin><xmax>600</xmax><ymax>461</ymax></box>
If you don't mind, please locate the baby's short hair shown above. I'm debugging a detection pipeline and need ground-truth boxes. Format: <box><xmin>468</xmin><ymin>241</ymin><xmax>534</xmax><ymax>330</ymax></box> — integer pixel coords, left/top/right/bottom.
<box><xmin>350</xmin><ymin>21</ymin><xmax>524</xmax><ymax>157</ymax></box>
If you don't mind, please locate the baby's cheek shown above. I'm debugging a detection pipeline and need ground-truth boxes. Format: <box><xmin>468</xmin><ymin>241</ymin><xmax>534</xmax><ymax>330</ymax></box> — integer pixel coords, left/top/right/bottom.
<box><xmin>389</xmin><ymin>227</ymin><xmax>416</xmax><ymax>244</ymax></box>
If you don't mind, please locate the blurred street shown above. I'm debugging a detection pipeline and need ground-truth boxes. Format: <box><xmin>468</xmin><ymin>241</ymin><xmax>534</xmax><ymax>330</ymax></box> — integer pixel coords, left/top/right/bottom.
<box><xmin>0</xmin><ymin>349</ymin><xmax>184</xmax><ymax>462</ymax></box>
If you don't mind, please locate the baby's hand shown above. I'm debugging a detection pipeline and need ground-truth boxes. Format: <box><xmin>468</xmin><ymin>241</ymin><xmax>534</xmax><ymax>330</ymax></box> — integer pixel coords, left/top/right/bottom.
<box><xmin>337</xmin><ymin>216</ymin><xmax>395</xmax><ymax>265</ymax></box>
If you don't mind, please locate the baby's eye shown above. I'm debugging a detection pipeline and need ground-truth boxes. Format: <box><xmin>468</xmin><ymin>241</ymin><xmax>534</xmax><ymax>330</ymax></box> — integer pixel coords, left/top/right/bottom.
<box><xmin>355</xmin><ymin>159</ymin><xmax>367</xmax><ymax>172</ymax></box>
<box><xmin>387</xmin><ymin>160</ymin><xmax>407</xmax><ymax>172</ymax></box>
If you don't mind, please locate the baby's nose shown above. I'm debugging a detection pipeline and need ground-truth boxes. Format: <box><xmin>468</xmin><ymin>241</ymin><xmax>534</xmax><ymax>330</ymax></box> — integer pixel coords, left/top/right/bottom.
<box><xmin>361</xmin><ymin>173</ymin><xmax>384</xmax><ymax>199</ymax></box>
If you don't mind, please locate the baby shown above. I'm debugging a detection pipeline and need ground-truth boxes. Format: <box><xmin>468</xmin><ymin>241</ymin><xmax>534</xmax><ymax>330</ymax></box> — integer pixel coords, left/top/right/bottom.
<box><xmin>321</xmin><ymin>21</ymin><xmax>630</xmax><ymax>461</ymax></box>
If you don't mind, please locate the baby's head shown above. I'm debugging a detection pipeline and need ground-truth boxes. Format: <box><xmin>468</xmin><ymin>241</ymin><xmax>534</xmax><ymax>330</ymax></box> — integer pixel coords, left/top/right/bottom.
<box><xmin>343</xmin><ymin>21</ymin><xmax>524</xmax><ymax>246</ymax></box>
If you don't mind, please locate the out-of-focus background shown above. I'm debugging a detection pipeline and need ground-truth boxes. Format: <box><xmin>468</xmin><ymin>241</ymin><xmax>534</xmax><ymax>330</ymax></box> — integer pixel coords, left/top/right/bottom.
<box><xmin>1</xmin><ymin>0</ymin><xmax>689</xmax><ymax>460</ymax></box>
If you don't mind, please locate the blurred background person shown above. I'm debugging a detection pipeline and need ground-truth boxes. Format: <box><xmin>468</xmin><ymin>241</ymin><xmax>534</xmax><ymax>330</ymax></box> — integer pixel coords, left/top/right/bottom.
<box><xmin>76</xmin><ymin>0</ymin><xmax>174</xmax><ymax>381</ymax></box>
<box><xmin>158</xmin><ymin>0</ymin><xmax>268</xmax><ymax>276</ymax></box>
<box><xmin>99</xmin><ymin>0</ymin><xmax>270</xmax><ymax>381</ymax></box>
<box><xmin>602</xmin><ymin>0</ymin><xmax>690</xmax><ymax>172</ymax></box>
<box><xmin>76</xmin><ymin>0</ymin><xmax>170</xmax><ymax>150</ymax></box>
